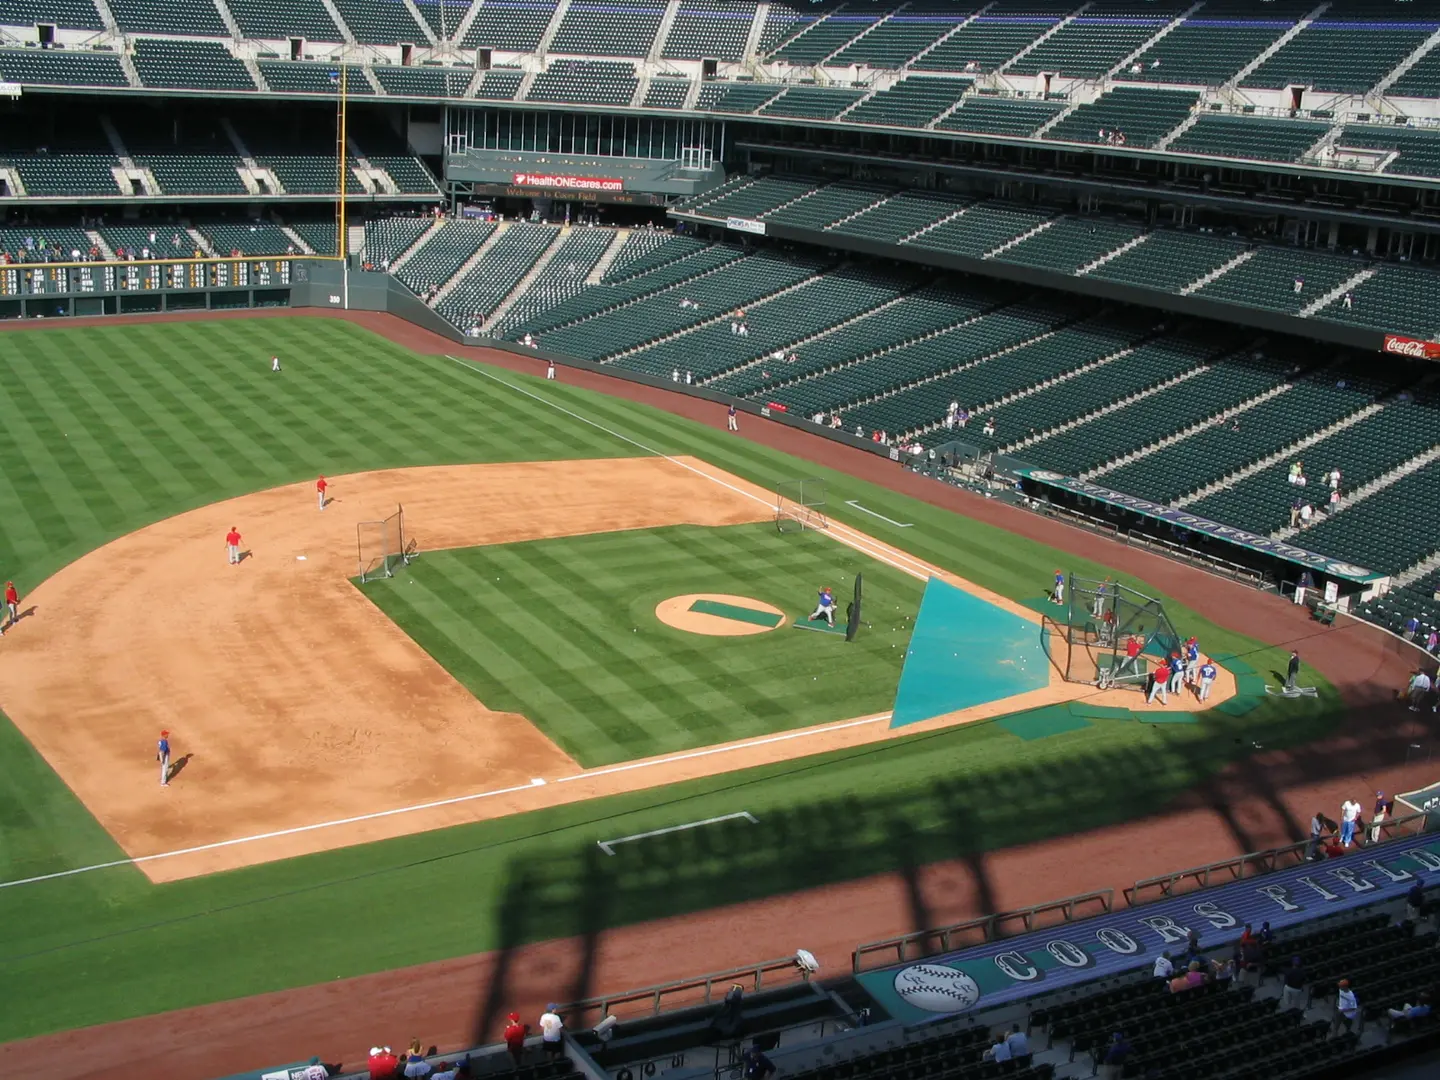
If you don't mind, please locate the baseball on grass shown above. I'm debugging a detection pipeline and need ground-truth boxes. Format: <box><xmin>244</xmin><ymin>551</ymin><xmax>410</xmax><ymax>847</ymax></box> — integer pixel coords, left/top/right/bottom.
<box><xmin>893</xmin><ymin>964</ymin><xmax>982</xmax><ymax>1013</ymax></box>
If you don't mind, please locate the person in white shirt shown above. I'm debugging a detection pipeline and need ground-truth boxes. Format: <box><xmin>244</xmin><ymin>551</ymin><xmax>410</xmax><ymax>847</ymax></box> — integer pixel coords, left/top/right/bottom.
<box><xmin>981</xmin><ymin>1032</ymin><xmax>1011</xmax><ymax>1062</ymax></box>
<box><xmin>539</xmin><ymin>1004</ymin><xmax>565</xmax><ymax>1057</ymax></box>
<box><xmin>1409</xmin><ymin>670</ymin><xmax>1432</xmax><ymax>712</ymax></box>
<box><xmin>1340</xmin><ymin>799</ymin><xmax>1361</xmax><ymax>847</ymax></box>
<box><xmin>1153</xmin><ymin>952</ymin><xmax>1174</xmax><ymax>981</ymax></box>
<box><xmin>672</xmin><ymin>369</ymin><xmax>680</xmax><ymax>382</ymax></box>
<box><xmin>271</xmin><ymin>355</ymin><xmax>282</xmax><ymax>372</ymax></box>
<box><xmin>1337</xmin><ymin>980</ymin><xmax>1359</xmax><ymax>1028</ymax></box>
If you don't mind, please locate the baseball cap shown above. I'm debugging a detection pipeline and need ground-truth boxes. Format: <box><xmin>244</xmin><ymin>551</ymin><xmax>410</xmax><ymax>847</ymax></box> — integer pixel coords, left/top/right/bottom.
<box><xmin>546</xmin><ymin>1002</ymin><xmax>558</xmax><ymax>1011</ymax></box>
<box><xmin>508</xmin><ymin>1012</ymin><xmax>520</xmax><ymax>1021</ymax></box>
<box><xmin>370</xmin><ymin>1048</ymin><xmax>384</xmax><ymax>1057</ymax></box>
<box><xmin>160</xmin><ymin>729</ymin><xmax>169</xmax><ymax>737</ymax></box>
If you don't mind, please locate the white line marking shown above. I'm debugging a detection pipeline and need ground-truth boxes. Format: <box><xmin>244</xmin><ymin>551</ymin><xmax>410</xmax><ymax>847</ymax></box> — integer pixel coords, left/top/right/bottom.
<box><xmin>845</xmin><ymin>500</ymin><xmax>913</xmax><ymax>528</ymax></box>
<box><xmin>443</xmin><ymin>357</ymin><xmax>934</xmax><ymax>584</ymax></box>
<box><xmin>597</xmin><ymin>811</ymin><xmax>758</xmax><ymax>855</ymax></box>
<box><xmin>0</xmin><ymin>712</ymin><xmax>891</xmax><ymax>890</ymax></box>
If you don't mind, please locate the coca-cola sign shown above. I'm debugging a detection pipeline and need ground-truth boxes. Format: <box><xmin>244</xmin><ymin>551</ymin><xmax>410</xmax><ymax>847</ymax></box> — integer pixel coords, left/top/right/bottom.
<box><xmin>1383</xmin><ymin>333</ymin><xmax>1440</xmax><ymax>360</ymax></box>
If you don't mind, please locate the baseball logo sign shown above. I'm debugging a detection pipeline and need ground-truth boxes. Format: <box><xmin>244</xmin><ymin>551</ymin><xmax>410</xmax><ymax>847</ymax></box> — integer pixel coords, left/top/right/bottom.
<box><xmin>892</xmin><ymin>964</ymin><xmax>982</xmax><ymax>1013</ymax></box>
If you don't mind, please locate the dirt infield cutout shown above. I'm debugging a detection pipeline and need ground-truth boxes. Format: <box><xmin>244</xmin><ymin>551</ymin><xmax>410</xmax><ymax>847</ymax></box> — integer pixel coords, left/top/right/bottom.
<box><xmin>655</xmin><ymin>594</ymin><xmax>786</xmax><ymax>636</ymax></box>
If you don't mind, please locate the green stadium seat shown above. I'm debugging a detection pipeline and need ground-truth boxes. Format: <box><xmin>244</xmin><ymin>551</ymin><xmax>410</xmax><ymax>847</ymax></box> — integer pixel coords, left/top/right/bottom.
<box><xmin>642</xmin><ymin>77</ymin><xmax>690</xmax><ymax>109</ymax></box>
<box><xmin>437</xmin><ymin>223</ymin><xmax>563</xmax><ymax>329</ymax></box>
<box><xmin>0</xmin><ymin>47</ymin><xmax>127</xmax><ymax>88</ymax></box>
<box><xmin>550</xmin><ymin>0</ymin><xmax>665</xmax><ymax>57</ymax></box>
<box><xmin>844</xmin><ymin>76</ymin><xmax>972</xmax><ymax>129</ymax></box>
<box><xmin>372</xmin><ymin>64</ymin><xmax>473</xmax><ymax>97</ymax></box>
<box><xmin>462</xmin><ymin>0</ymin><xmax>556</xmax><ymax>50</ymax></box>
<box><xmin>696</xmin><ymin>80</ymin><xmax>786</xmax><ymax>113</ymax></box>
<box><xmin>1170</xmin><ymin>114</ymin><xmax>1329</xmax><ymax>164</ymax></box>
<box><xmin>363</xmin><ymin>216</ymin><xmax>433</xmax><ymax>266</ymax></box>
<box><xmin>133</xmin><ymin>39</ymin><xmax>256</xmax><ymax>92</ymax></box>
<box><xmin>0</xmin><ymin>0</ymin><xmax>101</xmax><ymax>29</ymax></box>
<box><xmin>108</xmin><ymin>0</ymin><xmax>226</xmax><ymax>36</ymax></box>
<box><xmin>903</xmin><ymin>201</ymin><xmax>1053</xmax><ymax>259</ymax></box>
<box><xmin>331</xmin><ymin>0</ymin><xmax>429</xmax><ymax>45</ymax></box>
<box><xmin>938</xmin><ymin>96</ymin><xmax>1062</xmax><ymax>137</ymax></box>
<box><xmin>474</xmin><ymin>70</ymin><xmax>525</xmax><ymax>100</ymax></box>
<box><xmin>492</xmin><ymin>227</ymin><xmax>618</xmax><ymax>336</ymax></box>
<box><xmin>1045</xmin><ymin>86</ymin><xmax>1199</xmax><ymax>149</ymax></box>
<box><xmin>662</xmin><ymin>1</ymin><xmax>757</xmax><ymax>61</ymax></box>
<box><xmin>760</xmin><ymin>86</ymin><xmax>865</xmax><ymax>120</ymax></box>
<box><xmin>1089</xmin><ymin>229</ymin><xmax>1248</xmax><ymax>293</ymax></box>
<box><xmin>258</xmin><ymin>62</ymin><xmax>374</xmax><ymax>95</ymax></box>
<box><xmin>828</xmin><ymin>190</ymin><xmax>972</xmax><ymax>244</ymax></box>
<box><xmin>527</xmin><ymin>60</ymin><xmax>638</xmax><ymax>105</ymax></box>
<box><xmin>227</xmin><ymin>0</ymin><xmax>343</xmax><ymax>42</ymax></box>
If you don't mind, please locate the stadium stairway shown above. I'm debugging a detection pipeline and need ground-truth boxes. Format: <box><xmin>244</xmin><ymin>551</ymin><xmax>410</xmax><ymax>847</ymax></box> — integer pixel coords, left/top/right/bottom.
<box><xmin>1174</xmin><ymin>399</ymin><xmax>1384</xmax><ymax>507</ymax></box>
<box><xmin>584</xmin><ymin>228</ymin><xmax>636</xmax><ymax>283</ymax></box>
<box><xmin>485</xmin><ymin>225</ymin><xmax>581</xmax><ymax>333</ymax></box>
<box><xmin>1274</xmin><ymin>442</ymin><xmax>1440</xmax><ymax>541</ymax></box>
<box><xmin>432</xmin><ymin>222</ymin><xmax>508</xmax><ymax>304</ymax></box>
<box><xmin>1180</xmin><ymin>247</ymin><xmax>1258</xmax><ymax>294</ymax></box>
<box><xmin>388</xmin><ymin>216</ymin><xmax>446</xmax><ymax>272</ymax></box>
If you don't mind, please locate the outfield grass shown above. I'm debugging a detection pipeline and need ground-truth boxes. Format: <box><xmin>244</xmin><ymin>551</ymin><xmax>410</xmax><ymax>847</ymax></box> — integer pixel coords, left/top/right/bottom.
<box><xmin>358</xmin><ymin>525</ymin><xmax>923</xmax><ymax>765</ymax></box>
<box><xmin>0</xmin><ymin>317</ymin><xmax>1342</xmax><ymax>1041</ymax></box>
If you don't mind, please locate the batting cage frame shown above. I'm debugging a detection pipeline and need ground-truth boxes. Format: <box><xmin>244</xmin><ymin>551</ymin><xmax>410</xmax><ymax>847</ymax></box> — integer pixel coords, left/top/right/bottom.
<box><xmin>1041</xmin><ymin>575</ymin><xmax>1183</xmax><ymax>691</ymax></box>
<box><xmin>776</xmin><ymin>478</ymin><xmax>828</xmax><ymax>533</ymax></box>
<box><xmin>357</xmin><ymin>504</ymin><xmax>414</xmax><ymax>582</ymax></box>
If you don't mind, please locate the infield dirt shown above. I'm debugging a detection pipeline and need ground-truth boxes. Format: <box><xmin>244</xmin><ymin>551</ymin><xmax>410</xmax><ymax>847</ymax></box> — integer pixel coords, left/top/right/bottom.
<box><xmin>0</xmin><ymin>455</ymin><xmax>1231</xmax><ymax>883</ymax></box>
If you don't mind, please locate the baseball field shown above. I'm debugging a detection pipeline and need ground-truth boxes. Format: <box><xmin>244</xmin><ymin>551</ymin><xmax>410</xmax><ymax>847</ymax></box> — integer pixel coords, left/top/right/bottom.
<box><xmin>0</xmin><ymin>315</ymin><xmax>1344</xmax><ymax>1052</ymax></box>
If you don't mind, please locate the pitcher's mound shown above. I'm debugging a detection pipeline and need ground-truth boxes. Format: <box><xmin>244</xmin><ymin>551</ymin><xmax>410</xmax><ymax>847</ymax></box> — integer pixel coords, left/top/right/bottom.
<box><xmin>656</xmin><ymin>594</ymin><xmax>786</xmax><ymax>637</ymax></box>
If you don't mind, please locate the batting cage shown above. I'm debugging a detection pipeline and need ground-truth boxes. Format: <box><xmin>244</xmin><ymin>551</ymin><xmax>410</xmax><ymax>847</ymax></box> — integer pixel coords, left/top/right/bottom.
<box><xmin>776</xmin><ymin>478</ymin><xmax>828</xmax><ymax>533</ymax></box>
<box><xmin>1041</xmin><ymin>575</ymin><xmax>1183</xmax><ymax>691</ymax></box>
<box><xmin>357</xmin><ymin>504</ymin><xmax>414</xmax><ymax>582</ymax></box>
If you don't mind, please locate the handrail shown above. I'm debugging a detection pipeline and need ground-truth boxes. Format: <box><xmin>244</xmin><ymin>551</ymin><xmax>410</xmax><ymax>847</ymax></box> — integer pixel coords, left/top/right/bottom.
<box><xmin>851</xmin><ymin>889</ymin><xmax>1114</xmax><ymax>974</ymax></box>
<box><xmin>557</xmin><ymin>955</ymin><xmax>807</xmax><ymax>1027</ymax></box>
<box><xmin>1125</xmin><ymin>810</ymin><xmax>1432</xmax><ymax>906</ymax></box>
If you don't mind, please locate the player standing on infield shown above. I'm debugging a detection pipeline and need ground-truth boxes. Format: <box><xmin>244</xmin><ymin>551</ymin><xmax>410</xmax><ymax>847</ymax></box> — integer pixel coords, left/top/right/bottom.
<box><xmin>226</xmin><ymin>526</ymin><xmax>243</xmax><ymax>565</ymax></box>
<box><xmin>157</xmin><ymin>729</ymin><xmax>172</xmax><ymax>786</ymax></box>
<box><xmin>2</xmin><ymin>580</ymin><xmax>16</xmax><ymax>634</ymax></box>
<box><xmin>317</xmin><ymin>475</ymin><xmax>328</xmax><ymax>510</ymax></box>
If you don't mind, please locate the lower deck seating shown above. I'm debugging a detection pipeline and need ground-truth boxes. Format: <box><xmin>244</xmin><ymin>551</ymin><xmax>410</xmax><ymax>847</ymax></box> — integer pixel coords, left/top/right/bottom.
<box><xmin>492</xmin><ymin>227</ymin><xmax>618</xmax><ymax>336</ymax></box>
<box><xmin>363</xmin><ymin>216</ymin><xmax>432</xmax><ymax>266</ymax></box>
<box><xmin>202</xmin><ymin>221</ymin><xmax>298</xmax><ymax>256</ymax></box>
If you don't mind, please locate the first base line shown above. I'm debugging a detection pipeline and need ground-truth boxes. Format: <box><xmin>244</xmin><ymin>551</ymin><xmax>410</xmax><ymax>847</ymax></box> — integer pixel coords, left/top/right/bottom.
<box><xmin>845</xmin><ymin>500</ymin><xmax>913</xmax><ymax>528</ymax></box>
<box><xmin>597</xmin><ymin>811</ymin><xmax>759</xmax><ymax>855</ymax></box>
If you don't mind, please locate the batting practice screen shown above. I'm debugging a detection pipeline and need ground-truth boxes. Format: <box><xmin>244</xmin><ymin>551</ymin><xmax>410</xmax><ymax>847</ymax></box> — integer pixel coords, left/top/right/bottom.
<box><xmin>357</xmin><ymin>505</ymin><xmax>411</xmax><ymax>582</ymax></box>
<box><xmin>1042</xmin><ymin>575</ymin><xmax>1183</xmax><ymax>690</ymax></box>
<box><xmin>776</xmin><ymin>478</ymin><xmax>828</xmax><ymax>533</ymax></box>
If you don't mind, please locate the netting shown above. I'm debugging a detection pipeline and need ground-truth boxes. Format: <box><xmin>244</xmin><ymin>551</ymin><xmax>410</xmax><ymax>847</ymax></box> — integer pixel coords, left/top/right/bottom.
<box><xmin>1044</xmin><ymin>575</ymin><xmax>1183</xmax><ymax>690</ymax></box>
<box><xmin>776</xmin><ymin>478</ymin><xmax>828</xmax><ymax>533</ymax></box>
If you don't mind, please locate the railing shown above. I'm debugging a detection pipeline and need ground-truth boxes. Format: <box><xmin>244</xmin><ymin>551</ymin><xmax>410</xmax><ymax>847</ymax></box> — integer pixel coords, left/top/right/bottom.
<box><xmin>851</xmin><ymin>889</ymin><xmax>1114</xmax><ymax>974</ymax></box>
<box><xmin>1125</xmin><ymin>810</ymin><xmax>1432</xmax><ymax>906</ymax></box>
<box><xmin>558</xmin><ymin>955</ymin><xmax>809</xmax><ymax>1028</ymax></box>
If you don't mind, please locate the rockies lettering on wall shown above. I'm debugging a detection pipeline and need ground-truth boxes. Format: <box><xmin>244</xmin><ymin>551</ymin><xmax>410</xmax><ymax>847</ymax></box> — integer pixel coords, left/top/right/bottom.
<box><xmin>866</xmin><ymin>834</ymin><xmax>1440</xmax><ymax>1020</ymax></box>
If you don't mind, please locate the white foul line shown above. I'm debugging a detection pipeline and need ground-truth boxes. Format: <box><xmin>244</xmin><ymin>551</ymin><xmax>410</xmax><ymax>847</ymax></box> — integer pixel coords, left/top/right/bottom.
<box><xmin>443</xmin><ymin>356</ymin><xmax>936</xmax><ymax>584</ymax></box>
<box><xmin>845</xmin><ymin>500</ymin><xmax>913</xmax><ymax>528</ymax></box>
<box><xmin>0</xmin><ymin>713</ymin><xmax>890</xmax><ymax>890</ymax></box>
<box><xmin>597</xmin><ymin>811</ymin><xmax>759</xmax><ymax>855</ymax></box>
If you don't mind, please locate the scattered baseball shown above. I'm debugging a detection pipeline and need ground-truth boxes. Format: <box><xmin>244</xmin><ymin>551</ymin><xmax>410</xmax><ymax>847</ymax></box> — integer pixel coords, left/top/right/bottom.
<box><xmin>893</xmin><ymin>964</ymin><xmax>982</xmax><ymax>1013</ymax></box>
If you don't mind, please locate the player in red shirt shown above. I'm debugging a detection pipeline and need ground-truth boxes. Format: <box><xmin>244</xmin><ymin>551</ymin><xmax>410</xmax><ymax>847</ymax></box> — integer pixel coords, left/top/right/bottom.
<box><xmin>316</xmin><ymin>475</ymin><xmax>328</xmax><ymax>511</ymax></box>
<box><xmin>225</xmin><ymin>527</ymin><xmax>243</xmax><ymax>565</ymax></box>
<box><xmin>2</xmin><ymin>580</ymin><xmax>17</xmax><ymax>634</ymax></box>
<box><xmin>1147</xmin><ymin>660</ymin><xmax>1172</xmax><ymax>705</ymax></box>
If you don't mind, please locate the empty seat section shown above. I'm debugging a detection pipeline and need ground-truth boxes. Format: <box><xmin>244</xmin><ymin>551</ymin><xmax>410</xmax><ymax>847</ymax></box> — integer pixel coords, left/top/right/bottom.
<box><xmin>474</xmin><ymin>70</ymin><xmax>525</xmax><ymax>99</ymax></box>
<box><xmin>395</xmin><ymin>219</ymin><xmax>497</xmax><ymax>294</ymax></box>
<box><xmin>1045</xmin><ymin>86</ymin><xmax>1198</xmax><ymax>148</ymax></box>
<box><xmin>1389</xmin><ymin>44</ymin><xmax>1440</xmax><ymax>97</ymax></box>
<box><xmin>829</xmin><ymin>7</ymin><xmax>972</xmax><ymax>69</ymax></box>
<box><xmin>1243</xmin><ymin>7</ymin><xmax>1434</xmax><ymax>95</ymax></box>
<box><xmin>764</xmin><ymin>182</ymin><xmax>891</xmax><ymax>230</ymax></box>
<box><xmin>1302</xmin><ymin>467</ymin><xmax>1440</xmax><ymax>573</ymax></box>
<box><xmin>331</xmin><ymin>0</ymin><xmax>428</xmax><ymax>44</ymax></box>
<box><xmin>1007</xmin><ymin>16</ymin><xmax>1168</xmax><ymax>78</ymax></box>
<box><xmin>1090</xmin><ymin>229</ymin><xmax>1247</xmax><ymax>292</ymax></box>
<box><xmin>691</xmin><ymin>175</ymin><xmax>818</xmax><ymax>219</ymax></box>
<box><xmin>139</xmin><ymin>155</ymin><xmax>247</xmax><ymax>195</ymax></box>
<box><xmin>643</xmin><ymin>78</ymin><xmax>690</xmax><ymax>108</ymax></box>
<box><xmin>974</xmin><ymin>333</ymin><xmax>1216</xmax><ymax>454</ymax></box>
<box><xmin>604</xmin><ymin>232</ymin><xmax>705</xmax><ymax>280</ymax></box>
<box><xmin>829</xmin><ymin>191</ymin><xmax>971</xmax><ymax>244</ymax></box>
<box><xmin>1122</xmin><ymin>21</ymin><xmax>1291</xmax><ymax>87</ymax></box>
<box><xmin>259</xmin><ymin>62</ymin><xmax>375</xmax><ymax>94</ymax></box>
<box><xmin>697</xmin><ymin>80</ymin><xmax>785</xmax><ymax>112</ymax></box>
<box><xmin>770</xmin><ymin>13</ymin><xmax>875</xmax><ymax>65</ymax></box>
<box><xmin>373</xmin><ymin>64</ymin><xmax>472</xmax><ymax>97</ymax></box>
<box><xmin>437</xmin><ymin>224</ymin><xmax>561</xmax><ymax>327</ymax></box>
<box><xmin>1102</xmin><ymin>372</ymin><xmax>1379</xmax><ymax>502</ymax></box>
<box><xmin>527</xmin><ymin>60</ymin><xmax>638</xmax><ymax>105</ymax></box>
<box><xmin>462</xmin><ymin>0</ymin><xmax>556</xmax><ymax>49</ymax></box>
<box><xmin>997</xmin><ymin>219</ymin><xmax>1144</xmax><ymax>274</ymax></box>
<box><xmin>101</xmin><ymin>225</ymin><xmax>200</xmax><ymax>259</ymax></box>
<box><xmin>366</xmin><ymin>156</ymin><xmax>439</xmax><ymax>193</ymax></box>
<box><xmin>758</xmin><ymin>1</ymin><xmax>842</xmax><ymax>53</ymax></box>
<box><xmin>262</xmin><ymin>156</ymin><xmax>365</xmax><ymax>195</ymax></box>
<box><xmin>1197</xmin><ymin>246</ymin><xmax>1364</xmax><ymax>314</ymax></box>
<box><xmin>912</xmin><ymin>15</ymin><xmax>1054</xmax><ymax>73</ymax></box>
<box><xmin>1190</xmin><ymin>396</ymin><xmax>1440</xmax><ymax>536</ymax></box>
<box><xmin>412</xmin><ymin>0</ymin><xmax>471</xmax><ymax>39</ymax></box>
<box><xmin>133</xmin><ymin>39</ymin><xmax>256</xmax><ymax>91</ymax></box>
<box><xmin>662</xmin><ymin>1</ymin><xmax>757</xmax><ymax>61</ymax></box>
<box><xmin>9</xmin><ymin>155</ymin><xmax>118</xmax><ymax>196</ymax></box>
<box><xmin>536</xmin><ymin>249</ymin><xmax>828</xmax><ymax>358</ymax></box>
<box><xmin>0</xmin><ymin>0</ymin><xmax>101</xmax><ymax>28</ymax></box>
<box><xmin>108</xmin><ymin>0</ymin><xmax>226</xmax><ymax>35</ymax></box>
<box><xmin>1333</xmin><ymin>124</ymin><xmax>1440</xmax><ymax>178</ymax></box>
<box><xmin>938</xmin><ymin>95</ymin><xmax>1061</xmax><ymax>136</ymax></box>
<box><xmin>202</xmin><ymin>221</ymin><xmax>298</xmax><ymax>256</ymax></box>
<box><xmin>492</xmin><ymin>227</ymin><xmax>617</xmax><ymax>335</ymax></box>
<box><xmin>550</xmin><ymin>0</ymin><xmax>666</xmax><ymax>57</ymax></box>
<box><xmin>1024</xmin><ymin>352</ymin><xmax>1291</xmax><ymax>476</ymax></box>
<box><xmin>617</xmin><ymin>267</ymin><xmax>907</xmax><ymax>381</ymax></box>
<box><xmin>903</xmin><ymin>202</ymin><xmax>1052</xmax><ymax>258</ymax></box>
<box><xmin>1171</xmin><ymin>114</ymin><xmax>1328</xmax><ymax>163</ymax></box>
<box><xmin>363</xmin><ymin>217</ymin><xmax>433</xmax><ymax>265</ymax></box>
<box><xmin>845</xmin><ymin>76</ymin><xmax>971</xmax><ymax>128</ymax></box>
<box><xmin>1315</xmin><ymin>264</ymin><xmax>1440</xmax><ymax>338</ymax></box>
<box><xmin>290</xmin><ymin>222</ymin><xmax>338</xmax><ymax>255</ymax></box>
<box><xmin>0</xmin><ymin>48</ymin><xmax>127</xmax><ymax>87</ymax></box>
<box><xmin>227</xmin><ymin>0</ymin><xmax>342</xmax><ymax>41</ymax></box>
<box><xmin>714</xmin><ymin>281</ymin><xmax>999</xmax><ymax>398</ymax></box>
<box><xmin>760</xmin><ymin>86</ymin><xmax>864</xmax><ymax>119</ymax></box>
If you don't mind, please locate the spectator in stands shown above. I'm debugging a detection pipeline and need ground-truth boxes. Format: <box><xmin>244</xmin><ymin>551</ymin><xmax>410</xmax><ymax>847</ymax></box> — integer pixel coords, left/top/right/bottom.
<box><xmin>983</xmin><ymin>416</ymin><xmax>995</xmax><ymax>437</ymax></box>
<box><xmin>1407</xmin><ymin>876</ymin><xmax>1427</xmax><ymax>923</ymax></box>
<box><xmin>403</xmin><ymin>1039</ymin><xmax>433</xmax><ymax>1078</ymax></box>
<box><xmin>1336</xmin><ymin>979</ymin><xmax>1359</xmax><ymax>1029</ymax></box>
<box><xmin>672</xmin><ymin>369</ymin><xmax>680</xmax><ymax>382</ymax></box>
<box><xmin>981</xmin><ymin>1031</ymin><xmax>1011</xmax><ymax>1063</ymax></box>
<box><xmin>369</xmin><ymin>1047</ymin><xmax>399</xmax><ymax>1080</ymax></box>
<box><xmin>1290</xmin><ymin>497</ymin><xmax>1303</xmax><ymax>528</ymax></box>
<box><xmin>1294</xmin><ymin>276</ymin><xmax>1304</xmax><ymax>294</ymax></box>
<box><xmin>1371</xmin><ymin>792</ymin><xmax>1393</xmax><ymax>843</ymax></box>
<box><xmin>1404</xmin><ymin>615</ymin><xmax>1420</xmax><ymax>641</ymax></box>
<box><xmin>1427</xmin><ymin>630</ymin><xmax>1439</xmax><ymax>655</ymax></box>
<box><xmin>1340</xmin><ymin>799</ymin><xmax>1362</xmax><ymax>846</ymax></box>
<box><xmin>540</xmin><ymin>1004</ymin><xmax>565</xmax><ymax>1056</ymax></box>
<box><xmin>1409</xmin><ymin>670</ymin><xmax>1432</xmax><ymax>712</ymax></box>
<box><xmin>1343</xmin><ymin>291</ymin><xmax>1354</xmax><ymax>310</ymax></box>
<box><xmin>504</xmin><ymin>1012</ymin><xmax>529</xmax><ymax>1067</ymax></box>
<box><xmin>431</xmin><ymin>1060</ymin><xmax>469</xmax><ymax>1080</ymax></box>
<box><xmin>1299</xmin><ymin>503</ymin><xmax>1313</xmax><ymax>524</ymax></box>
<box><xmin>1239</xmin><ymin>930</ymin><xmax>1264</xmax><ymax>982</ymax></box>
<box><xmin>743</xmin><ymin>1044</ymin><xmax>776</xmax><ymax>1080</ymax></box>
<box><xmin>1307</xmin><ymin>811</ymin><xmax>1327</xmax><ymax>859</ymax></box>
<box><xmin>1005</xmin><ymin>1024</ymin><xmax>1030</xmax><ymax>1063</ymax></box>
<box><xmin>1388</xmin><ymin>991</ymin><xmax>1433</xmax><ymax>1023</ymax></box>
<box><xmin>1322</xmin><ymin>832</ymin><xmax>1346</xmax><ymax>860</ymax></box>
<box><xmin>1281</xmin><ymin>957</ymin><xmax>1308</xmax><ymax>1011</ymax></box>
<box><xmin>1172</xmin><ymin>960</ymin><xmax>1207</xmax><ymax>992</ymax></box>
<box><xmin>301</xmin><ymin>1057</ymin><xmax>337</xmax><ymax>1080</ymax></box>
<box><xmin>1100</xmin><ymin>1032</ymin><xmax>1130</xmax><ymax>1080</ymax></box>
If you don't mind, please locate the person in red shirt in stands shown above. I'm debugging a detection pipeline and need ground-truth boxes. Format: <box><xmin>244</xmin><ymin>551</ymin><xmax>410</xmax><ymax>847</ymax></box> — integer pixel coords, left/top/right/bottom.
<box><xmin>504</xmin><ymin>1012</ymin><xmax>529</xmax><ymax>1066</ymax></box>
<box><xmin>368</xmin><ymin>1047</ymin><xmax>399</xmax><ymax>1080</ymax></box>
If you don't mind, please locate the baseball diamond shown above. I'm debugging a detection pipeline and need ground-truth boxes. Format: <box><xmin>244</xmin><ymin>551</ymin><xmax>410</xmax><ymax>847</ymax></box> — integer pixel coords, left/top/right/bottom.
<box><xmin>0</xmin><ymin>316</ymin><xmax>1421</xmax><ymax>1075</ymax></box>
